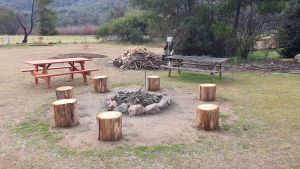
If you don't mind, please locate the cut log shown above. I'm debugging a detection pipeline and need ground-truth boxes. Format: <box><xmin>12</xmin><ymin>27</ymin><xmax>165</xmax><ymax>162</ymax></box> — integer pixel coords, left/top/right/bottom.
<box><xmin>198</xmin><ymin>83</ymin><xmax>216</xmax><ymax>101</ymax></box>
<box><xmin>52</xmin><ymin>99</ymin><xmax>79</xmax><ymax>127</ymax></box>
<box><xmin>97</xmin><ymin>111</ymin><xmax>122</xmax><ymax>141</ymax></box>
<box><xmin>195</xmin><ymin>104</ymin><xmax>219</xmax><ymax>131</ymax></box>
<box><xmin>147</xmin><ymin>76</ymin><xmax>160</xmax><ymax>91</ymax></box>
<box><xmin>93</xmin><ymin>75</ymin><xmax>108</xmax><ymax>93</ymax></box>
<box><xmin>56</xmin><ymin>86</ymin><xmax>74</xmax><ymax>100</ymax></box>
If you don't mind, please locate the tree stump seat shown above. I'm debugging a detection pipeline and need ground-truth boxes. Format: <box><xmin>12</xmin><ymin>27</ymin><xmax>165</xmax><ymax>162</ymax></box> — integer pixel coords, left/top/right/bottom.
<box><xmin>195</xmin><ymin>104</ymin><xmax>219</xmax><ymax>131</ymax></box>
<box><xmin>97</xmin><ymin>111</ymin><xmax>122</xmax><ymax>141</ymax></box>
<box><xmin>52</xmin><ymin>99</ymin><xmax>79</xmax><ymax>127</ymax></box>
<box><xmin>198</xmin><ymin>83</ymin><xmax>216</xmax><ymax>101</ymax></box>
<box><xmin>147</xmin><ymin>76</ymin><xmax>160</xmax><ymax>91</ymax></box>
<box><xmin>56</xmin><ymin>86</ymin><xmax>74</xmax><ymax>100</ymax></box>
<box><xmin>93</xmin><ymin>75</ymin><xmax>108</xmax><ymax>93</ymax></box>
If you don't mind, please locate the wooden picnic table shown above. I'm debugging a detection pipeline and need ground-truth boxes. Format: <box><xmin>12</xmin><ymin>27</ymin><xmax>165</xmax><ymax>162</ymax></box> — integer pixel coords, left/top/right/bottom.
<box><xmin>161</xmin><ymin>55</ymin><xmax>228</xmax><ymax>82</ymax></box>
<box><xmin>22</xmin><ymin>57</ymin><xmax>99</xmax><ymax>88</ymax></box>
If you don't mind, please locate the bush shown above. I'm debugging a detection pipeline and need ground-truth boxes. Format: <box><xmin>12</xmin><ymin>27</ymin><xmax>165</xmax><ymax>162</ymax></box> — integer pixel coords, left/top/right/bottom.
<box><xmin>212</xmin><ymin>22</ymin><xmax>236</xmax><ymax>57</ymax></box>
<box><xmin>174</xmin><ymin>16</ymin><xmax>213</xmax><ymax>56</ymax></box>
<box><xmin>277</xmin><ymin>4</ymin><xmax>300</xmax><ymax>58</ymax></box>
<box><xmin>0</xmin><ymin>6</ymin><xmax>19</xmax><ymax>34</ymax></box>
<box><xmin>96</xmin><ymin>11</ymin><xmax>151</xmax><ymax>42</ymax></box>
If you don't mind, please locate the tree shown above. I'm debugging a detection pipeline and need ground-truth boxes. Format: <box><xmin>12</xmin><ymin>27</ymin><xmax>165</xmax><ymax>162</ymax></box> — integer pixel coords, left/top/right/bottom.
<box><xmin>277</xmin><ymin>2</ymin><xmax>300</xmax><ymax>58</ymax></box>
<box><xmin>231</xmin><ymin>0</ymin><xmax>290</xmax><ymax>58</ymax></box>
<box><xmin>106</xmin><ymin>2</ymin><xmax>127</xmax><ymax>21</ymax></box>
<box><xmin>16</xmin><ymin>0</ymin><xmax>39</xmax><ymax>43</ymax></box>
<box><xmin>97</xmin><ymin>11</ymin><xmax>151</xmax><ymax>42</ymax></box>
<box><xmin>38</xmin><ymin>0</ymin><xmax>57</xmax><ymax>35</ymax></box>
<box><xmin>0</xmin><ymin>6</ymin><xmax>19</xmax><ymax>35</ymax></box>
<box><xmin>128</xmin><ymin>0</ymin><xmax>291</xmax><ymax>57</ymax></box>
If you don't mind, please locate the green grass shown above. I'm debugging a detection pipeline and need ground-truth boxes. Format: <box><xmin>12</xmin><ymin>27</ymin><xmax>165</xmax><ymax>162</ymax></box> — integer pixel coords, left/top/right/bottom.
<box><xmin>249</xmin><ymin>50</ymin><xmax>281</xmax><ymax>59</ymax></box>
<box><xmin>228</xmin><ymin>50</ymin><xmax>281</xmax><ymax>64</ymax></box>
<box><xmin>11</xmin><ymin>71</ymin><xmax>300</xmax><ymax>168</ymax></box>
<box><xmin>0</xmin><ymin>35</ymin><xmax>101</xmax><ymax>45</ymax></box>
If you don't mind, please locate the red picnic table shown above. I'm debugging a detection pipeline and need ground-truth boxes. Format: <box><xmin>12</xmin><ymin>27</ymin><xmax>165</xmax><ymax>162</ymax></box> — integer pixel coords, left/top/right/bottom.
<box><xmin>22</xmin><ymin>57</ymin><xmax>99</xmax><ymax>88</ymax></box>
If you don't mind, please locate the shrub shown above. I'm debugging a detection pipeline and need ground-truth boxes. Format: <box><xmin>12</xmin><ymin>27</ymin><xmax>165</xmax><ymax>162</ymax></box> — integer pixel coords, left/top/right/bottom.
<box><xmin>277</xmin><ymin>3</ymin><xmax>300</xmax><ymax>58</ymax></box>
<box><xmin>0</xmin><ymin>6</ymin><xmax>19</xmax><ymax>34</ymax></box>
<box><xmin>96</xmin><ymin>11</ymin><xmax>151</xmax><ymax>42</ymax></box>
<box><xmin>174</xmin><ymin>16</ymin><xmax>213</xmax><ymax>56</ymax></box>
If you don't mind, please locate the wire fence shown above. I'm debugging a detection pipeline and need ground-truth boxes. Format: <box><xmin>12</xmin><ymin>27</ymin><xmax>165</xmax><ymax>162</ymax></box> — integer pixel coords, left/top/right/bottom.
<box><xmin>0</xmin><ymin>35</ymin><xmax>101</xmax><ymax>45</ymax></box>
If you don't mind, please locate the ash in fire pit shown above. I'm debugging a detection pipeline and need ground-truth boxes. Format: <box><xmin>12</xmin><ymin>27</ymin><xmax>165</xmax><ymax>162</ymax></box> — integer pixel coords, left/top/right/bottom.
<box><xmin>106</xmin><ymin>89</ymin><xmax>171</xmax><ymax>116</ymax></box>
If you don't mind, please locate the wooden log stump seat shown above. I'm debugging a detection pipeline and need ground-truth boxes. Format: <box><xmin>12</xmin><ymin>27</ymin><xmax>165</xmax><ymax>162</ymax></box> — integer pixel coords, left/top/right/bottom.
<box><xmin>147</xmin><ymin>76</ymin><xmax>160</xmax><ymax>91</ymax></box>
<box><xmin>97</xmin><ymin>111</ymin><xmax>122</xmax><ymax>141</ymax></box>
<box><xmin>93</xmin><ymin>75</ymin><xmax>108</xmax><ymax>93</ymax></box>
<box><xmin>198</xmin><ymin>83</ymin><xmax>216</xmax><ymax>101</ymax></box>
<box><xmin>56</xmin><ymin>86</ymin><xmax>74</xmax><ymax>100</ymax></box>
<box><xmin>52</xmin><ymin>99</ymin><xmax>79</xmax><ymax>127</ymax></box>
<box><xmin>195</xmin><ymin>104</ymin><xmax>219</xmax><ymax>131</ymax></box>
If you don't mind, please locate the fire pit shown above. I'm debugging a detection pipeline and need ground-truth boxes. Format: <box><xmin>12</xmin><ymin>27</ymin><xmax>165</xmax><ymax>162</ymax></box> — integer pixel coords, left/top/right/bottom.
<box><xmin>106</xmin><ymin>89</ymin><xmax>171</xmax><ymax>116</ymax></box>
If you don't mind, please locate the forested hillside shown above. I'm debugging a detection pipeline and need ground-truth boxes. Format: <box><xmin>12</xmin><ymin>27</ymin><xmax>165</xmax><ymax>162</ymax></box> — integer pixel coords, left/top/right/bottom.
<box><xmin>0</xmin><ymin>0</ymin><xmax>128</xmax><ymax>26</ymax></box>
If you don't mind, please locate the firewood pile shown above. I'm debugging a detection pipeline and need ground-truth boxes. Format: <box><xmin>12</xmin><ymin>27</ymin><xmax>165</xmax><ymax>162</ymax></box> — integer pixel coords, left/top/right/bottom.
<box><xmin>113</xmin><ymin>47</ymin><xmax>162</xmax><ymax>70</ymax></box>
<box><xmin>234</xmin><ymin>63</ymin><xmax>296</xmax><ymax>72</ymax></box>
<box><xmin>106</xmin><ymin>89</ymin><xmax>171</xmax><ymax>116</ymax></box>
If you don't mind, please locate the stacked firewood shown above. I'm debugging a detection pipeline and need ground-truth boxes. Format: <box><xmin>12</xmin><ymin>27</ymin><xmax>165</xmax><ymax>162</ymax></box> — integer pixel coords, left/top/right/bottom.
<box><xmin>113</xmin><ymin>47</ymin><xmax>162</xmax><ymax>70</ymax></box>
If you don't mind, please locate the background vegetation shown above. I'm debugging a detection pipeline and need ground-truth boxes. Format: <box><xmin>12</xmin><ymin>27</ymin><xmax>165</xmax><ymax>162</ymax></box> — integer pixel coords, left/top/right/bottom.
<box><xmin>0</xmin><ymin>0</ymin><xmax>299</xmax><ymax>58</ymax></box>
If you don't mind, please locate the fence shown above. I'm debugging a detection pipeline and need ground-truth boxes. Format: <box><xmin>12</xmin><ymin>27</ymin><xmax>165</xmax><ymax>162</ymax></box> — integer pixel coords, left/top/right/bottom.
<box><xmin>0</xmin><ymin>35</ymin><xmax>101</xmax><ymax>45</ymax></box>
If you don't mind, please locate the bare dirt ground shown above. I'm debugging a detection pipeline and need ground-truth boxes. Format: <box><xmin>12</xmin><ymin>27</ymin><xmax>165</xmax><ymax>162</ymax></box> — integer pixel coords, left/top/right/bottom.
<box><xmin>0</xmin><ymin>43</ymin><xmax>299</xmax><ymax>169</ymax></box>
<box><xmin>53</xmin><ymin>85</ymin><xmax>235</xmax><ymax>149</ymax></box>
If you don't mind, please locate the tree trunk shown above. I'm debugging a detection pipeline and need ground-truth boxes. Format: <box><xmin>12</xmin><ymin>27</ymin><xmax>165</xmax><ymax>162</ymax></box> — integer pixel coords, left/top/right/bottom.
<box><xmin>97</xmin><ymin>111</ymin><xmax>122</xmax><ymax>141</ymax></box>
<box><xmin>52</xmin><ymin>99</ymin><xmax>79</xmax><ymax>127</ymax></box>
<box><xmin>147</xmin><ymin>76</ymin><xmax>160</xmax><ymax>91</ymax></box>
<box><xmin>198</xmin><ymin>84</ymin><xmax>216</xmax><ymax>101</ymax></box>
<box><xmin>56</xmin><ymin>86</ymin><xmax>74</xmax><ymax>100</ymax></box>
<box><xmin>22</xmin><ymin>33</ymin><xmax>29</xmax><ymax>43</ymax></box>
<box><xmin>93</xmin><ymin>75</ymin><xmax>108</xmax><ymax>93</ymax></box>
<box><xmin>234</xmin><ymin>0</ymin><xmax>242</xmax><ymax>31</ymax></box>
<box><xmin>195</xmin><ymin>104</ymin><xmax>219</xmax><ymax>131</ymax></box>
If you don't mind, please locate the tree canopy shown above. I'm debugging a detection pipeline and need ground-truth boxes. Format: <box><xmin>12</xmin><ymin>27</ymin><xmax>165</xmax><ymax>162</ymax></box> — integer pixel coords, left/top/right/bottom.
<box><xmin>0</xmin><ymin>6</ymin><xmax>19</xmax><ymax>34</ymax></box>
<box><xmin>277</xmin><ymin>1</ymin><xmax>300</xmax><ymax>57</ymax></box>
<box><xmin>126</xmin><ymin>0</ymin><xmax>292</xmax><ymax>57</ymax></box>
<box><xmin>38</xmin><ymin>0</ymin><xmax>58</xmax><ymax>35</ymax></box>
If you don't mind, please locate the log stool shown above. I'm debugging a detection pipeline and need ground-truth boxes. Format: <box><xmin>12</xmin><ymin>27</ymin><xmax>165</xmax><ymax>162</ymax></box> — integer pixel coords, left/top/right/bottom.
<box><xmin>97</xmin><ymin>111</ymin><xmax>122</xmax><ymax>141</ymax></box>
<box><xmin>93</xmin><ymin>75</ymin><xmax>108</xmax><ymax>93</ymax></box>
<box><xmin>147</xmin><ymin>76</ymin><xmax>160</xmax><ymax>91</ymax></box>
<box><xmin>198</xmin><ymin>83</ymin><xmax>216</xmax><ymax>101</ymax></box>
<box><xmin>195</xmin><ymin>104</ymin><xmax>219</xmax><ymax>131</ymax></box>
<box><xmin>52</xmin><ymin>99</ymin><xmax>79</xmax><ymax>127</ymax></box>
<box><xmin>56</xmin><ymin>86</ymin><xmax>74</xmax><ymax>100</ymax></box>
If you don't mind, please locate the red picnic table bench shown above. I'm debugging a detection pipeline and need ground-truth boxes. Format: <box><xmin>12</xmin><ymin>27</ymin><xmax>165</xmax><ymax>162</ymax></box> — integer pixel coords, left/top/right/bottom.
<box><xmin>22</xmin><ymin>57</ymin><xmax>99</xmax><ymax>88</ymax></box>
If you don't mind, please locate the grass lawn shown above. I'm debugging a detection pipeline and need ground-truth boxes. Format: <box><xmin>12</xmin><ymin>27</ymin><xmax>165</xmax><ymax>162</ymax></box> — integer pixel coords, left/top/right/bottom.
<box><xmin>0</xmin><ymin>44</ymin><xmax>299</xmax><ymax>168</ymax></box>
<box><xmin>228</xmin><ymin>50</ymin><xmax>282</xmax><ymax>64</ymax></box>
<box><xmin>0</xmin><ymin>35</ymin><xmax>101</xmax><ymax>45</ymax></box>
<box><xmin>13</xmin><ymin>72</ymin><xmax>300</xmax><ymax>168</ymax></box>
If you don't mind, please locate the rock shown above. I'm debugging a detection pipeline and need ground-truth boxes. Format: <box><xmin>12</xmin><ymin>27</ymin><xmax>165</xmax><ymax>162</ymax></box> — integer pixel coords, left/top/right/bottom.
<box><xmin>144</xmin><ymin>103</ymin><xmax>160</xmax><ymax>114</ymax></box>
<box><xmin>158</xmin><ymin>96</ymin><xmax>171</xmax><ymax>109</ymax></box>
<box><xmin>115</xmin><ymin>103</ymin><xmax>128</xmax><ymax>114</ymax></box>
<box><xmin>107</xmin><ymin>99</ymin><xmax>118</xmax><ymax>111</ymax></box>
<box><xmin>295</xmin><ymin>54</ymin><xmax>300</xmax><ymax>63</ymax></box>
<box><xmin>128</xmin><ymin>104</ymin><xmax>144</xmax><ymax>116</ymax></box>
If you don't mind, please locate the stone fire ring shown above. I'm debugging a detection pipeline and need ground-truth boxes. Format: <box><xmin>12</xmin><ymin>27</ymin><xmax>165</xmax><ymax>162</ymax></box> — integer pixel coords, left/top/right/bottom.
<box><xmin>106</xmin><ymin>89</ymin><xmax>171</xmax><ymax>116</ymax></box>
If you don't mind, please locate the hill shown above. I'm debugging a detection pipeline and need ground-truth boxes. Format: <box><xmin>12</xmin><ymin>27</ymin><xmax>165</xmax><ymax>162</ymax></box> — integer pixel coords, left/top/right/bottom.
<box><xmin>0</xmin><ymin>0</ymin><xmax>128</xmax><ymax>26</ymax></box>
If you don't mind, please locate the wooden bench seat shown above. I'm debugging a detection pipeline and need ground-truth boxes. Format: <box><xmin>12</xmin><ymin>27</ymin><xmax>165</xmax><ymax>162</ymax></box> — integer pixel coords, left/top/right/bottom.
<box><xmin>35</xmin><ymin>68</ymin><xmax>99</xmax><ymax>88</ymax></box>
<box><xmin>21</xmin><ymin>66</ymin><xmax>79</xmax><ymax>72</ymax></box>
<box><xmin>161</xmin><ymin>65</ymin><xmax>219</xmax><ymax>82</ymax></box>
<box><xmin>36</xmin><ymin>69</ymin><xmax>99</xmax><ymax>78</ymax></box>
<box><xmin>161</xmin><ymin>65</ymin><xmax>218</xmax><ymax>73</ymax></box>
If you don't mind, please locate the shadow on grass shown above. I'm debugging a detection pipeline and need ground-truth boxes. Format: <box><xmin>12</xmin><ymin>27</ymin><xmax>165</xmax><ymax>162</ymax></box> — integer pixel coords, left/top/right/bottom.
<box><xmin>161</xmin><ymin>72</ymin><xmax>234</xmax><ymax>85</ymax></box>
